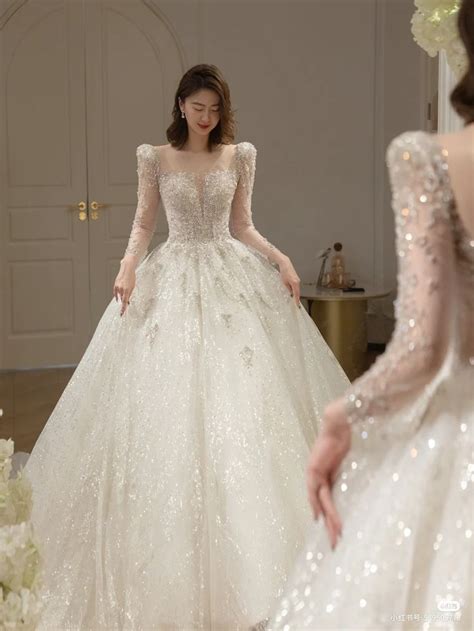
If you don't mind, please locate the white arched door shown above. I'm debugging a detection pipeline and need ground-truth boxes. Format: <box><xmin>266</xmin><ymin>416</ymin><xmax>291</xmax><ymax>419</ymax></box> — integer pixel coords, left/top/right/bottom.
<box><xmin>0</xmin><ymin>0</ymin><xmax>184</xmax><ymax>369</ymax></box>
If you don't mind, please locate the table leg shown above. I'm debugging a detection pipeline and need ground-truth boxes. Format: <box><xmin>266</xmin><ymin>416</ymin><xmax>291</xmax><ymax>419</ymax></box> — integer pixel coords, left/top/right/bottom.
<box><xmin>310</xmin><ymin>299</ymin><xmax>368</xmax><ymax>381</ymax></box>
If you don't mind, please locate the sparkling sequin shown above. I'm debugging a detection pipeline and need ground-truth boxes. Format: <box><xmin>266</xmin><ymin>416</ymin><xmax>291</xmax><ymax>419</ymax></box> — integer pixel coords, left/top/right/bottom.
<box><xmin>240</xmin><ymin>345</ymin><xmax>254</xmax><ymax>368</ymax></box>
<box><xmin>221</xmin><ymin>313</ymin><xmax>232</xmax><ymax>328</ymax></box>
<box><xmin>124</xmin><ymin>144</ymin><xmax>159</xmax><ymax>258</ymax></box>
<box><xmin>146</xmin><ymin>321</ymin><xmax>159</xmax><ymax>343</ymax></box>
<box><xmin>24</xmin><ymin>140</ymin><xmax>350</xmax><ymax>629</ymax></box>
<box><xmin>345</xmin><ymin>131</ymin><xmax>474</xmax><ymax>428</ymax></box>
<box><xmin>269</xmin><ymin>131</ymin><xmax>474</xmax><ymax>631</ymax></box>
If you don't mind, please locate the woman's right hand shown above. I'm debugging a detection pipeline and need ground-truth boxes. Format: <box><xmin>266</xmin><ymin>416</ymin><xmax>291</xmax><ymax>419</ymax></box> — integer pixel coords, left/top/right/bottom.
<box><xmin>278</xmin><ymin>256</ymin><xmax>301</xmax><ymax>307</ymax></box>
<box><xmin>306</xmin><ymin>399</ymin><xmax>351</xmax><ymax>550</ymax></box>
<box><xmin>113</xmin><ymin>258</ymin><xmax>137</xmax><ymax>316</ymax></box>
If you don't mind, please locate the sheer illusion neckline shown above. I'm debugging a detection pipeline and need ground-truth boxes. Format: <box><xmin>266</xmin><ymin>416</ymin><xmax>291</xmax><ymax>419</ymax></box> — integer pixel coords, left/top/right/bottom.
<box><xmin>158</xmin><ymin>165</ymin><xmax>238</xmax><ymax>178</ymax></box>
<box><xmin>156</xmin><ymin>144</ymin><xmax>240</xmax><ymax>211</ymax></box>
<box><xmin>156</xmin><ymin>143</ymin><xmax>239</xmax><ymax>178</ymax></box>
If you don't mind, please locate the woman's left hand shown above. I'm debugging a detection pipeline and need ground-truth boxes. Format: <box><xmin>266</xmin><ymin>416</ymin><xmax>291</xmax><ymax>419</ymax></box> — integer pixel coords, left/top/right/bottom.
<box><xmin>279</xmin><ymin>257</ymin><xmax>301</xmax><ymax>307</ymax></box>
<box><xmin>307</xmin><ymin>398</ymin><xmax>351</xmax><ymax>549</ymax></box>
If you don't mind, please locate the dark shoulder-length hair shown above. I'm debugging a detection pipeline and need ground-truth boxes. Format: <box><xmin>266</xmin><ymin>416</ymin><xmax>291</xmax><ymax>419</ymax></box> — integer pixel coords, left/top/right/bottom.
<box><xmin>451</xmin><ymin>0</ymin><xmax>474</xmax><ymax>124</ymax></box>
<box><xmin>166</xmin><ymin>64</ymin><xmax>236</xmax><ymax>151</ymax></box>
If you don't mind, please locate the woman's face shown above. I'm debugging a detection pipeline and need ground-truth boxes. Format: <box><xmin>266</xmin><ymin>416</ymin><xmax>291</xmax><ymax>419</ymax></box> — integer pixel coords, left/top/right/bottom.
<box><xmin>179</xmin><ymin>89</ymin><xmax>221</xmax><ymax>137</ymax></box>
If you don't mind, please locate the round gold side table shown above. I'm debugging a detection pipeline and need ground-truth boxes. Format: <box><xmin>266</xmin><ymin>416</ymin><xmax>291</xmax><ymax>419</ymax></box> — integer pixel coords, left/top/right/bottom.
<box><xmin>301</xmin><ymin>284</ymin><xmax>392</xmax><ymax>381</ymax></box>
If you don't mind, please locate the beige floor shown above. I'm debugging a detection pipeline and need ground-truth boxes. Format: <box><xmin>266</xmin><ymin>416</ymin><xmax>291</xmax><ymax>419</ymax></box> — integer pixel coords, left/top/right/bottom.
<box><xmin>0</xmin><ymin>349</ymin><xmax>381</xmax><ymax>454</ymax></box>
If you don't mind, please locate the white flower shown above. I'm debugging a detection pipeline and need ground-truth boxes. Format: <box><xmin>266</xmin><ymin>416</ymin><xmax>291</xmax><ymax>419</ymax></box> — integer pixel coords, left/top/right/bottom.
<box><xmin>0</xmin><ymin>439</ymin><xmax>14</xmax><ymax>463</ymax></box>
<box><xmin>0</xmin><ymin>439</ymin><xmax>14</xmax><ymax>486</ymax></box>
<box><xmin>0</xmin><ymin>439</ymin><xmax>43</xmax><ymax>629</ymax></box>
<box><xmin>0</xmin><ymin>587</ymin><xmax>43</xmax><ymax>630</ymax></box>
<box><xmin>411</xmin><ymin>1</ymin><xmax>467</xmax><ymax>78</ymax></box>
<box><xmin>415</xmin><ymin>0</ymin><xmax>457</xmax><ymax>9</ymax></box>
<box><xmin>18</xmin><ymin>587</ymin><xmax>43</xmax><ymax>622</ymax></box>
<box><xmin>8</xmin><ymin>475</ymin><xmax>33</xmax><ymax>525</ymax></box>
<box><xmin>4</xmin><ymin>589</ymin><xmax>22</xmax><ymax>616</ymax></box>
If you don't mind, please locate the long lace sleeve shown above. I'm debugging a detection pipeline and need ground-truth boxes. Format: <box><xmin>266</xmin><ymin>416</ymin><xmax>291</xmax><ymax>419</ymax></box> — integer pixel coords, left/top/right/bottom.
<box><xmin>229</xmin><ymin>142</ymin><xmax>287</xmax><ymax>265</ymax></box>
<box><xmin>123</xmin><ymin>144</ymin><xmax>160</xmax><ymax>264</ymax></box>
<box><xmin>345</xmin><ymin>132</ymin><xmax>455</xmax><ymax>426</ymax></box>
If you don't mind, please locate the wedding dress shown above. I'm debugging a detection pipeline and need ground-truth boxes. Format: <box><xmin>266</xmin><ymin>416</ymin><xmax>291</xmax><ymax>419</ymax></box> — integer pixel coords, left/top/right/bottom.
<box><xmin>24</xmin><ymin>141</ymin><xmax>350</xmax><ymax>630</ymax></box>
<box><xmin>269</xmin><ymin>131</ymin><xmax>474</xmax><ymax>630</ymax></box>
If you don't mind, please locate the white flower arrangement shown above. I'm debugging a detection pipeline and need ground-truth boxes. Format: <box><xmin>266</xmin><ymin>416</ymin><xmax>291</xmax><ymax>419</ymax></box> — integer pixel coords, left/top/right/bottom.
<box><xmin>0</xmin><ymin>437</ymin><xmax>43</xmax><ymax>630</ymax></box>
<box><xmin>411</xmin><ymin>0</ymin><xmax>468</xmax><ymax>78</ymax></box>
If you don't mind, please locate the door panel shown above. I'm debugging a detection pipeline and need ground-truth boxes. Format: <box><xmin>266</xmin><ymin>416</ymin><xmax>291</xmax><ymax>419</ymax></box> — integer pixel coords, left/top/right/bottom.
<box><xmin>84</xmin><ymin>0</ymin><xmax>184</xmax><ymax>327</ymax></box>
<box><xmin>0</xmin><ymin>0</ymin><xmax>185</xmax><ymax>368</ymax></box>
<box><xmin>1</xmin><ymin>0</ymin><xmax>90</xmax><ymax>368</ymax></box>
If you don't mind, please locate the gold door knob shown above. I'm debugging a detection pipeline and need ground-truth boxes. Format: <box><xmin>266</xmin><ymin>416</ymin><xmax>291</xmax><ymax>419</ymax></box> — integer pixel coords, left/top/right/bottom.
<box><xmin>68</xmin><ymin>201</ymin><xmax>88</xmax><ymax>221</ymax></box>
<box><xmin>89</xmin><ymin>200</ymin><xmax>109</xmax><ymax>220</ymax></box>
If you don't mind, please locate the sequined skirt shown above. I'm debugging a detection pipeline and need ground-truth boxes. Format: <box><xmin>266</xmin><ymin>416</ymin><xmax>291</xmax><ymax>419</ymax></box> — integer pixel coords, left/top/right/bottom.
<box><xmin>269</xmin><ymin>365</ymin><xmax>473</xmax><ymax>630</ymax></box>
<box><xmin>25</xmin><ymin>238</ymin><xmax>350</xmax><ymax>630</ymax></box>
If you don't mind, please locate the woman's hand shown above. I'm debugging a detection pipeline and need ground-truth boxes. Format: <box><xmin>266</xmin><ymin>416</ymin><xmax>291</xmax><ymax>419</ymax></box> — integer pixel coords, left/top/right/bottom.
<box><xmin>307</xmin><ymin>397</ymin><xmax>351</xmax><ymax>550</ymax></box>
<box><xmin>113</xmin><ymin>258</ymin><xmax>137</xmax><ymax>316</ymax></box>
<box><xmin>279</xmin><ymin>257</ymin><xmax>301</xmax><ymax>307</ymax></box>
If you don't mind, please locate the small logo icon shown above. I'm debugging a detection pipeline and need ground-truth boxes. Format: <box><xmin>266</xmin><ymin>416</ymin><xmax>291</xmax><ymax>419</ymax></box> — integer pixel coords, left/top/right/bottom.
<box><xmin>438</xmin><ymin>600</ymin><xmax>460</xmax><ymax>612</ymax></box>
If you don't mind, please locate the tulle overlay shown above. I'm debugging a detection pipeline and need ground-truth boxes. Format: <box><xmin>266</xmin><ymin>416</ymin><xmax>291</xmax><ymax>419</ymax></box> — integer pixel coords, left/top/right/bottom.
<box><xmin>269</xmin><ymin>132</ymin><xmax>474</xmax><ymax>631</ymax></box>
<box><xmin>26</xmin><ymin>238</ymin><xmax>349</xmax><ymax>630</ymax></box>
<box><xmin>269</xmin><ymin>366</ymin><xmax>473</xmax><ymax>630</ymax></box>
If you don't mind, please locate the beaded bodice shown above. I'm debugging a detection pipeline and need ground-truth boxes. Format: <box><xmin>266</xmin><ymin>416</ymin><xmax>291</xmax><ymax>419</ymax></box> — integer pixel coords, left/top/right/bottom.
<box><xmin>124</xmin><ymin>141</ymin><xmax>280</xmax><ymax>262</ymax></box>
<box><xmin>346</xmin><ymin>131</ymin><xmax>474</xmax><ymax>426</ymax></box>
<box><xmin>159</xmin><ymin>164</ymin><xmax>237</xmax><ymax>244</ymax></box>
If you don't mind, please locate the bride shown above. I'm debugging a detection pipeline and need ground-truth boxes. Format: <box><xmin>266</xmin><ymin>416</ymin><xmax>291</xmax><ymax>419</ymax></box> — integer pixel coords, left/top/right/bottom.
<box><xmin>269</xmin><ymin>1</ymin><xmax>474</xmax><ymax>627</ymax></box>
<box><xmin>24</xmin><ymin>63</ymin><xmax>349</xmax><ymax>630</ymax></box>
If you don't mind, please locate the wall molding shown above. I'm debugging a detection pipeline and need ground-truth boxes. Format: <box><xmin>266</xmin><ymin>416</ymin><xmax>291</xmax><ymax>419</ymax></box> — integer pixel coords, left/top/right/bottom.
<box><xmin>438</xmin><ymin>51</ymin><xmax>463</xmax><ymax>133</ymax></box>
<box><xmin>373</xmin><ymin>0</ymin><xmax>386</xmax><ymax>291</ymax></box>
<box><xmin>369</xmin><ymin>0</ymin><xmax>394</xmax><ymax>343</ymax></box>
<box><xmin>142</xmin><ymin>0</ymin><xmax>187</xmax><ymax>71</ymax></box>
<box><xmin>0</xmin><ymin>0</ymin><xmax>28</xmax><ymax>31</ymax></box>
<box><xmin>369</xmin><ymin>0</ymin><xmax>430</xmax><ymax>343</ymax></box>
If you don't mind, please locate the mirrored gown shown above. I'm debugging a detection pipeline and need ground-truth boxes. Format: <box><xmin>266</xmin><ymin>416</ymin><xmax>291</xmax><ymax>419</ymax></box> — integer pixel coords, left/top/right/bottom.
<box><xmin>270</xmin><ymin>131</ymin><xmax>474</xmax><ymax>631</ymax></box>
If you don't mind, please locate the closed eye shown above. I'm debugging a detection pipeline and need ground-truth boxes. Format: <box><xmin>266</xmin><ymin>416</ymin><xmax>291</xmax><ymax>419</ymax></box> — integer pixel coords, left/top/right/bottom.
<box><xmin>192</xmin><ymin>104</ymin><xmax>220</xmax><ymax>112</ymax></box>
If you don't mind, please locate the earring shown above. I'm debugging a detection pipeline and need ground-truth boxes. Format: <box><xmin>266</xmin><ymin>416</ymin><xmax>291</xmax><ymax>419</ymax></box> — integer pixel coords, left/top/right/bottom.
<box><xmin>181</xmin><ymin>111</ymin><xmax>185</xmax><ymax>119</ymax></box>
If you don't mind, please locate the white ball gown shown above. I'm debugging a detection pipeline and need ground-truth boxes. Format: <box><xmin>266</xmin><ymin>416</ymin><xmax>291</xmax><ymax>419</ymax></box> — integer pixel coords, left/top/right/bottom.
<box><xmin>269</xmin><ymin>132</ymin><xmax>473</xmax><ymax>630</ymax></box>
<box><xmin>24</xmin><ymin>141</ymin><xmax>350</xmax><ymax>630</ymax></box>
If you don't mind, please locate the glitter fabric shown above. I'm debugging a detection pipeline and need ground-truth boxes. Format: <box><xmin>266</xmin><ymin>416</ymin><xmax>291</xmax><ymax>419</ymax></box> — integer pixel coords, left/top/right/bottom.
<box><xmin>269</xmin><ymin>132</ymin><xmax>473</xmax><ymax>631</ymax></box>
<box><xmin>24</xmin><ymin>141</ymin><xmax>349</xmax><ymax>630</ymax></box>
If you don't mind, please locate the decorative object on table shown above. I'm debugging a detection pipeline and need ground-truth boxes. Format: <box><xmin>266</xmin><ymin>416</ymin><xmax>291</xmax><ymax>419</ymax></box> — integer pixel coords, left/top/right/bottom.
<box><xmin>411</xmin><ymin>0</ymin><xmax>467</xmax><ymax>78</ymax></box>
<box><xmin>316</xmin><ymin>243</ymin><xmax>357</xmax><ymax>290</ymax></box>
<box><xmin>316</xmin><ymin>247</ymin><xmax>332</xmax><ymax>288</ymax></box>
<box><xmin>329</xmin><ymin>242</ymin><xmax>346</xmax><ymax>288</ymax></box>
<box><xmin>325</xmin><ymin>243</ymin><xmax>357</xmax><ymax>290</ymax></box>
<box><xmin>0</xmin><ymin>430</ymin><xmax>43</xmax><ymax>630</ymax></box>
